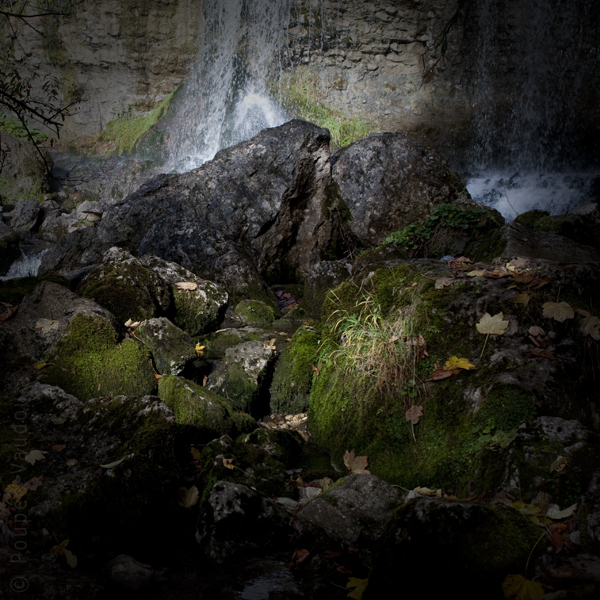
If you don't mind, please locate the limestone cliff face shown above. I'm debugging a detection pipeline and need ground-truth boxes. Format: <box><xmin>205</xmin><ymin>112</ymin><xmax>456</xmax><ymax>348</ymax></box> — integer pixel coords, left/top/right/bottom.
<box><xmin>4</xmin><ymin>0</ymin><xmax>204</xmax><ymax>149</ymax></box>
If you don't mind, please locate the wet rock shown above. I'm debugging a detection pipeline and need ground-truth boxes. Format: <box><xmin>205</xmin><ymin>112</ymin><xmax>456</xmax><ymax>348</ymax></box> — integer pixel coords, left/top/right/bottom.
<box><xmin>136</xmin><ymin>317</ymin><xmax>196</xmax><ymax>376</ymax></box>
<box><xmin>11</xmin><ymin>198</ymin><xmax>41</xmax><ymax>234</ymax></box>
<box><xmin>206</xmin><ymin>340</ymin><xmax>276</xmax><ymax>414</ymax></box>
<box><xmin>105</xmin><ymin>554</ymin><xmax>157</xmax><ymax>591</ymax></box>
<box><xmin>332</xmin><ymin>132</ymin><xmax>471</xmax><ymax>246</ymax></box>
<box><xmin>77</xmin><ymin>247</ymin><xmax>170</xmax><ymax>323</ymax></box>
<box><xmin>141</xmin><ymin>255</ymin><xmax>228</xmax><ymax>335</ymax></box>
<box><xmin>365</xmin><ymin>497</ymin><xmax>540</xmax><ymax>599</ymax></box>
<box><xmin>197</xmin><ymin>481</ymin><xmax>292</xmax><ymax>563</ymax></box>
<box><xmin>0</xmin><ymin>220</ymin><xmax>19</xmax><ymax>274</ymax></box>
<box><xmin>296</xmin><ymin>474</ymin><xmax>404</xmax><ymax>548</ymax></box>
<box><xmin>234</xmin><ymin>299</ymin><xmax>277</xmax><ymax>328</ymax></box>
<box><xmin>302</xmin><ymin>260</ymin><xmax>350</xmax><ymax>319</ymax></box>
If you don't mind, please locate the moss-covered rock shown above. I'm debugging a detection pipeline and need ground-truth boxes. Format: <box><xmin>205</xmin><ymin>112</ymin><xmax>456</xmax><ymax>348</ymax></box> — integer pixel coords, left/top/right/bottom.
<box><xmin>242</xmin><ymin>428</ymin><xmax>305</xmax><ymax>467</ymax></box>
<box><xmin>141</xmin><ymin>255</ymin><xmax>228</xmax><ymax>335</ymax></box>
<box><xmin>157</xmin><ymin>375</ymin><xmax>254</xmax><ymax>437</ymax></box>
<box><xmin>136</xmin><ymin>317</ymin><xmax>196</xmax><ymax>375</ymax></box>
<box><xmin>234</xmin><ymin>299</ymin><xmax>277</xmax><ymax>328</ymax></box>
<box><xmin>42</xmin><ymin>313</ymin><xmax>156</xmax><ymax>400</ymax></box>
<box><xmin>77</xmin><ymin>247</ymin><xmax>170</xmax><ymax>323</ymax></box>
<box><xmin>365</xmin><ymin>498</ymin><xmax>541</xmax><ymax>599</ymax></box>
<box><xmin>206</xmin><ymin>340</ymin><xmax>276</xmax><ymax>415</ymax></box>
<box><xmin>270</xmin><ymin>326</ymin><xmax>320</xmax><ymax>414</ymax></box>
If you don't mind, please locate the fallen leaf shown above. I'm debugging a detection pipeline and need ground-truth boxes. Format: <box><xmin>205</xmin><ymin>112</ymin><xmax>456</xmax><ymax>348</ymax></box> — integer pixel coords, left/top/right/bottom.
<box><xmin>178</xmin><ymin>486</ymin><xmax>199</xmax><ymax>508</ymax></box>
<box><xmin>405</xmin><ymin>404</ymin><xmax>423</xmax><ymax>425</ymax></box>
<box><xmin>467</xmin><ymin>270</ymin><xmax>486</xmax><ymax>277</ymax></box>
<box><xmin>409</xmin><ymin>335</ymin><xmax>428</xmax><ymax>358</ymax></box>
<box><xmin>530</xmin><ymin>348</ymin><xmax>556</xmax><ymax>360</ymax></box>
<box><xmin>449</xmin><ymin>256</ymin><xmax>473</xmax><ymax>270</ymax></box>
<box><xmin>264</xmin><ymin>338</ymin><xmax>277</xmax><ymax>350</ymax></box>
<box><xmin>4</xmin><ymin>483</ymin><xmax>27</xmax><ymax>502</ymax></box>
<box><xmin>444</xmin><ymin>356</ymin><xmax>476</xmax><ymax>372</ymax></box>
<box><xmin>0</xmin><ymin>305</ymin><xmax>18</xmax><ymax>323</ymax></box>
<box><xmin>413</xmin><ymin>487</ymin><xmax>438</xmax><ymax>497</ymax></box>
<box><xmin>223</xmin><ymin>458</ymin><xmax>235</xmax><ymax>470</ymax></box>
<box><xmin>434</xmin><ymin>277</ymin><xmax>456</xmax><ymax>289</ymax></box>
<box><xmin>25</xmin><ymin>450</ymin><xmax>47</xmax><ymax>465</ymax></box>
<box><xmin>154</xmin><ymin>373</ymin><xmax>162</xmax><ymax>380</ymax></box>
<box><xmin>578</xmin><ymin>310</ymin><xmax>600</xmax><ymax>340</ymax></box>
<box><xmin>502</xmin><ymin>574</ymin><xmax>544</xmax><ymax>600</ymax></box>
<box><xmin>547</xmin><ymin>503</ymin><xmax>577</xmax><ymax>520</ymax></box>
<box><xmin>23</xmin><ymin>476</ymin><xmax>44</xmax><ymax>491</ymax></box>
<box><xmin>484</xmin><ymin>268</ymin><xmax>512</xmax><ymax>279</ymax></box>
<box><xmin>64</xmin><ymin>548</ymin><xmax>77</xmax><ymax>569</ymax></box>
<box><xmin>33</xmin><ymin>362</ymin><xmax>48</xmax><ymax>370</ymax></box>
<box><xmin>292</xmin><ymin>548</ymin><xmax>310</xmax><ymax>565</ymax></box>
<box><xmin>66</xmin><ymin>459</ymin><xmax>78</xmax><ymax>467</ymax></box>
<box><xmin>512</xmin><ymin>293</ymin><xmax>531</xmax><ymax>307</ymax></box>
<box><xmin>476</xmin><ymin>312</ymin><xmax>509</xmax><ymax>335</ymax></box>
<box><xmin>324</xmin><ymin>550</ymin><xmax>343</xmax><ymax>559</ymax></box>
<box><xmin>175</xmin><ymin>281</ymin><xmax>198</xmax><ymax>291</ymax></box>
<box><xmin>100</xmin><ymin>457</ymin><xmax>126</xmax><ymax>469</ymax></box>
<box><xmin>190</xmin><ymin>447</ymin><xmax>202</xmax><ymax>461</ymax></box>
<box><xmin>337</xmin><ymin>566</ymin><xmax>352</xmax><ymax>575</ymax></box>
<box><xmin>35</xmin><ymin>319</ymin><xmax>59</xmax><ymax>334</ymax></box>
<box><xmin>426</xmin><ymin>363</ymin><xmax>454</xmax><ymax>381</ymax></box>
<box><xmin>542</xmin><ymin>301</ymin><xmax>574</xmax><ymax>322</ymax></box>
<box><xmin>195</xmin><ymin>343</ymin><xmax>205</xmax><ymax>356</ymax></box>
<box><xmin>51</xmin><ymin>445</ymin><xmax>66</xmax><ymax>452</ymax></box>
<box><xmin>343</xmin><ymin>450</ymin><xmax>370</xmax><ymax>475</ymax></box>
<box><xmin>312</xmin><ymin>364</ymin><xmax>320</xmax><ymax>376</ymax></box>
<box><xmin>346</xmin><ymin>577</ymin><xmax>369</xmax><ymax>600</ymax></box>
<box><xmin>529</xmin><ymin>326</ymin><xmax>545</xmax><ymax>337</ymax></box>
<box><xmin>507</xmin><ymin>258</ymin><xmax>529</xmax><ymax>270</ymax></box>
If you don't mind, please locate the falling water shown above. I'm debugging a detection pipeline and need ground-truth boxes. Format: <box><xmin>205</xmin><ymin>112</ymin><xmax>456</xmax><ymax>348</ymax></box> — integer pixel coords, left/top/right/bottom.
<box><xmin>0</xmin><ymin>249</ymin><xmax>49</xmax><ymax>281</ymax></box>
<box><xmin>466</xmin><ymin>0</ymin><xmax>600</xmax><ymax>220</ymax></box>
<box><xmin>167</xmin><ymin>0</ymin><xmax>291</xmax><ymax>172</ymax></box>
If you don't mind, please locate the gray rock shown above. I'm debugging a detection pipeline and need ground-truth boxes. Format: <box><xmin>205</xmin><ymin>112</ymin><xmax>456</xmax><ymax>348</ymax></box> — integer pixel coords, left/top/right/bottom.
<box><xmin>76</xmin><ymin>200</ymin><xmax>104</xmax><ymax>217</ymax></box>
<box><xmin>332</xmin><ymin>132</ymin><xmax>471</xmax><ymax>246</ymax></box>
<box><xmin>0</xmin><ymin>220</ymin><xmax>19</xmax><ymax>274</ymax></box>
<box><xmin>296</xmin><ymin>474</ymin><xmax>404</xmax><ymax>548</ymax></box>
<box><xmin>105</xmin><ymin>555</ymin><xmax>157</xmax><ymax>591</ymax></box>
<box><xmin>11</xmin><ymin>198</ymin><xmax>41</xmax><ymax>233</ymax></box>
<box><xmin>302</xmin><ymin>260</ymin><xmax>351</xmax><ymax>319</ymax></box>
<box><xmin>207</xmin><ymin>340</ymin><xmax>276</xmax><ymax>413</ymax></box>
<box><xmin>136</xmin><ymin>317</ymin><xmax>196</xmax><ymax>376</ymax></box>
<box><xmin>197</xmin><ymin>481</ymin><xmax>292</xmax><ymax>563</ymax></box>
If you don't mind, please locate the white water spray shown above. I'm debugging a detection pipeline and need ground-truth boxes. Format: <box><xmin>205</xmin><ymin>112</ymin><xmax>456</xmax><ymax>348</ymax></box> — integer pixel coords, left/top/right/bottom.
<box><xmin>168</xmin><ymin>0</ymin><xmax>291</xmax><ymax>172</ymax></box>
<box><xmin>0</xmin><ymin>249</ymin><xmax>49</xmax><ymax>281</ymax></box>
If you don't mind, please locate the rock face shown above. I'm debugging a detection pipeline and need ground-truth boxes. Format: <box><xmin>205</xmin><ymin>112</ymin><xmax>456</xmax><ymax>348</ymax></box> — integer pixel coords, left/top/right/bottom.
<box><xmin>332</xmin><ymin>133</ymin><xmax>471</xmax><ymax>245</ymax></box>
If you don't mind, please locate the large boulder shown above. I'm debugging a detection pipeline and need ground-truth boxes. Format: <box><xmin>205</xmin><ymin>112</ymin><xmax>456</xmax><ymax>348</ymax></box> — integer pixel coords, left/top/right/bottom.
<box><xmin>331</xmin><ymin>132</ymin><xmax>471</xmax><ymax>246</ymax></box>
<box><xmin>42</xmin><ymin>121</ymin><xmax>338</xmax><ymax>286</ymax></box>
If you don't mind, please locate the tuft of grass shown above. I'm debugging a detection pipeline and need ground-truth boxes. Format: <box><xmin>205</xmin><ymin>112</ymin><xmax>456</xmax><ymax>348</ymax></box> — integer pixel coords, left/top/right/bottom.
<box><xmin>277</xmin><ymin>67</ymin><xmax>373</xmax><ymax>150</ymax></box>
<box><xmin>323</xmin><ymin>292</ymin><xmax>420</xmax><ymax>402</ymax></box>
<box><xmin>98</xmin><ymin>86</ymin><xmax>178</xmax><ymax>155</ymax></box>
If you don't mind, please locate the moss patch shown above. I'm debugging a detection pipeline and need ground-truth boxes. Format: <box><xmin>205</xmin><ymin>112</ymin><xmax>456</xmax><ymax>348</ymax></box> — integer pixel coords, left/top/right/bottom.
<box><xmin>234</xmin><ymin>299</ymin><xmax>277</xmax><ymax>328</ymax></box>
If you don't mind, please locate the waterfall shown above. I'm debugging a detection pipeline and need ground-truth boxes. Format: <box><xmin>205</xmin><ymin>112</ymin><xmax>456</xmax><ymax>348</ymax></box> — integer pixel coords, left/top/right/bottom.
<box><xmin>466</xmin><ymin>0</ymin><xmax>600</xmax><ymax>220</ymax></box>
<box><xmin>167</xmin><ymin>0</ymin><xmax>291</xmax><ymax>172</ymax></box>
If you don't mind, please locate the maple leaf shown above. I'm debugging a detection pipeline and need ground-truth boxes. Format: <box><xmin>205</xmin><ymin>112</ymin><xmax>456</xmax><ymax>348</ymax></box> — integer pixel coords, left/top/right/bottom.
<box><xmin>4</xmin><ymin>482</ymin><xmax>27</xmax><ymax>501</ymax></box>
<box><xmin>578</xmin><ymin>310</ymin><xmax>600</xmax><ymax>340</ymax></box>
<box><xmin>175</xmin><ymin>281</ymin><xmax>198</xmax><ymax>291</ymax></box>
<box><xmin>434</xmin><ymin>277</ymin><xmax>456</xmax><ymax>290</ymax></box>
<box><xmin>343</xmin><ymin>450</ymin><xmax>370</xmax><ymax>475</ymax></box>
<box><xmin>195</xmin><ymin>343</ymin><xmax>206</xmax><ymax>356</ymax></box>
<box><xmin>222</xmin><ymin>458</ymin><xmax>235</xmax><ymax>470</ymax></box>
<box><xmin>35</xmin><ymin>319</ymin><xmax>59</xmax><ymax>334</ymax></box>
<box><xmin>25</xmin><ymin>450</ymin><xmax>48</xmax><ymax>465</ymax></box>
<box><xmin>405</xmin><ymin>404</ymin><xmax>423</xmax><ymax>425</ymax></box>
<box><xmin>346</xmin><ymin>577</ymin><xmax>369</xmax><ymax>600</ymax></box>
<box><xmin>502</xmin><ymin>574</ymin><xmax>544</xmax><ymax>600</ymax></box>
<box><xmin>444</xmin><ymin>356</ymin><xmax>476</xmax><ymax>372</ymax></box>
<box><xmin>542</xmin><ymin>301</ymin><xmax>574</xmax><ymax>322</ymax></box>
<box><xmin>476</xmin><ymin>312</ymin><xmax>510</xmax><ymax>335</ymax></box>
<box><xmin>529</xmin><ymin>326</ymin><xmax>545</xmax><ymax>337</ymax></box>
<box><xmin>178</xmin><ymin>486</ymin><xmax>199</xmax><ymax>508</ymax></box>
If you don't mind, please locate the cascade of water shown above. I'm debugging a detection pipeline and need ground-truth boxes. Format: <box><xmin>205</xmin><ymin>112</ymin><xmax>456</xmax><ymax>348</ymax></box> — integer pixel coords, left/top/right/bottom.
<box><xmin>467</xmin><ymin>0</ymin><xmax>600</xmax><ymax>219</ymax></box>
<box><xmin>0</xmin><ymin>249</ymin><xmax>49</xmax><ymax>281</ymax></box>
<box><xmin>167</xmin><ymin>0</ymin><xmax>291</xmax><ymax>173</ymax></box>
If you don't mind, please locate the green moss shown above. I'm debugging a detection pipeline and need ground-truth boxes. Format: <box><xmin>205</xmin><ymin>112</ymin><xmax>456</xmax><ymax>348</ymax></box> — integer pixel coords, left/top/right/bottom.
<box><xmin>513</xmin><ymin>209</ymin><xmax>550</xmax><ymax>229</ymax></box>
<box><xmin>277</xmin><ymin>66</ymin><xmax>373</xmax><ymax>150</ymax></box>
<box><xmin>234</xmin><ymin>299</ymin><xmax>276</xmax><ymax>327</ymax></box>
<box><xmin>474</xmin><ymin>384</ymin><xmax>536</xmax><ymax>433</ymax></box>
<box><xmin>270</xmin><ymin>326</ymin><xmax>320</xmax><ymax>414</ymax></box>
<box><xmin>157</xmin><ymin>375</ymin><xmax>241</xmax><ymax>436</ymax></box>
<box><xmin>98</xmin><ymin>86</ymin><xmax>179</xmax><ymax>155</ymax></box>
<box><xmin>42</xmin><ymin>314</ymin><xmax>156</xmax><ymax>400</ymax></box>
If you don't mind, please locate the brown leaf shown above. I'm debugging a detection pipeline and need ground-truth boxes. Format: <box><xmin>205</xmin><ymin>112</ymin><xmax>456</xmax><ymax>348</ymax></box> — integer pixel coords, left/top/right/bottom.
<box><xmin>343</xmin><ymin>450</ymin><xmax>370</xmax><ymax>475</ymax></box>
<box><xmin>175</xmin><ymin>281</ymin><xmax>198</xmax><ymax>291</ymax></box>
<box><xmin>292</xmin><ymin>548</ymin><xmax>310</xmax><ymax>565</ymax></box>
<box><xmin>484</xmin><ymin>268</ymin><xmax>512</xmax><ymax>279</ymax></box>
<box><xmin>434</xmin><ymin>277</ymin><xmax>456</xmax><ymax>289</ymax></box>
<box><xmin>23</xmin><ymin>476</ymin><xmax>44</xmax><ymax>491</ymax></box>
<box><xmin>512</xmin><ymin>293</ymin><xmax>531</xmax><ymax>307</ymax></box>
<box><xmin>222</xmin><ymin>458</ymin><xmax>235</xmax><ymax>470</ymax></box>
<box><xmin>312</xmin><ymin>364</ymin><xmax>320</xmax><ymax>376</ymax></box>
<box><xmin>405</xmin><ymin>405</ymin><xmax>423</xmax><ymax>425</ymax></box>
<box><xmin>530</xmin><ymin>348</ymin><xmax>556</xmax><ymax>360</ymax></box>
<box><xmin>324</xmin><ymin>550</ymin><xmax>343</xmax><ymax>559</ymax></box>
<box><xmin>578</xmin><ymin>310</ymin><xmax>600</xmax><ymax>340</ymax></box>
<box><xmin>51</xmin><ymin>444</ymin><xmax>66</xmax><ymax>452</ymax></box>
<box><xmin>449</xmin><ymin>256</ymin><xmax>473</xmax><ymax>269</ymax></box>
<box><xmin>0</xmin><ymin>305</ymin><xmax>18</xmax><ymax>323</ymax></box>
<box><xmin>507</xmin><ymin>258</ymin><xmax>529</xmax><ymax>270</ymax></box>
<box><xmin>548</xmin><ymin>523</ymin><xmax>568</xmax><ymax>549</ymax></box>
<box><xmin>336</xmin><ymin>566</ymin><xmax>352</xmax><ymax>575</ymax></box>
<box><xmin>543</xmin><ymin>301</ymin><xmax>574</xmax><ymax>322</ymax></box>
<box><xmin>426</xmin><ymin>363</ymin><xmax>455</xmax><ymax>381</ymax></box>
<box><xmin>528</xmin><ymin>335</ymin><xmax>548</xmax><ymax>348</ymax></box>
<box><xmin>529</xmin><ymin>326</ymin><xmax>545</xmax><ymax>337</ymax></box>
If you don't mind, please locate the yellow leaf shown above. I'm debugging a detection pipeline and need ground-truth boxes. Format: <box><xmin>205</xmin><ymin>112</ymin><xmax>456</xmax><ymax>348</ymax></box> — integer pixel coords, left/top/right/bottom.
<box><xmin>64</xmin><ymin>548</ymin><xmax>78</xmax><ymax>569</ymax></box>
<box><xmin>467</xmin><ymin>270</ymin><xmax>486</xmax><ymax>277</ymax></box>
<box><xmin>4</xmin><ymin>482</ymin><xmax>27</xmax><ymax>501</ymax></box>
<box><xmin>512</xmin><ymin>293</ymin><xmax>530</xmax><ymax>307</ymax></box>
<box><xmin>502</xmin><ymin>574</ymin><xmax>544</xmax><ymax>600</ymax></box>
<box><xmin>33</xmin><ymin>362</ymin><xmax>48</xmax><ymax>370</ymax></box>
<box><xmin>578</xmin><ymin>310</ymin><xmax>600</xmax><ymax>340</ymax></box>
<box><xmin>444</xmin><ymin>356</ymin><xmax>476</xmax><ymax>371</ymax></box>
<box><xmin>542</xmin><ymin>301</ymin><xmax>574</xmax><ymax>322</ymax></box>
<box><xmin>190</xmin><ymin>447</ymin><xmax>202</xmax><ymax>460</ymax></box>
<box><xmin>178</xmin><ymin>486</ymin><xmax>199</xmax><ymax>508</ymax></box>
<box><xmin>346</xmin><ymin>577</ymin><xmax>369</xmax><ymax>600</ymax></box>
<box><xmin>223</xmin><ymin>458</ymin><xmax>235</xmax><ymax>470</ymax></box>
<box><xmin>175</xmin><ymin>281</ymin><xmax>198</xmax><ymax>291</ymax></box>
<box><xmin>25</xmin><ymin>450</ymin><xmax>48</xmax><ymax>465</ymax></box>
<box><xmin>476</xmin><ymin>312</ymin><xmax>510</xmax><ymax>335</ymax></box>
